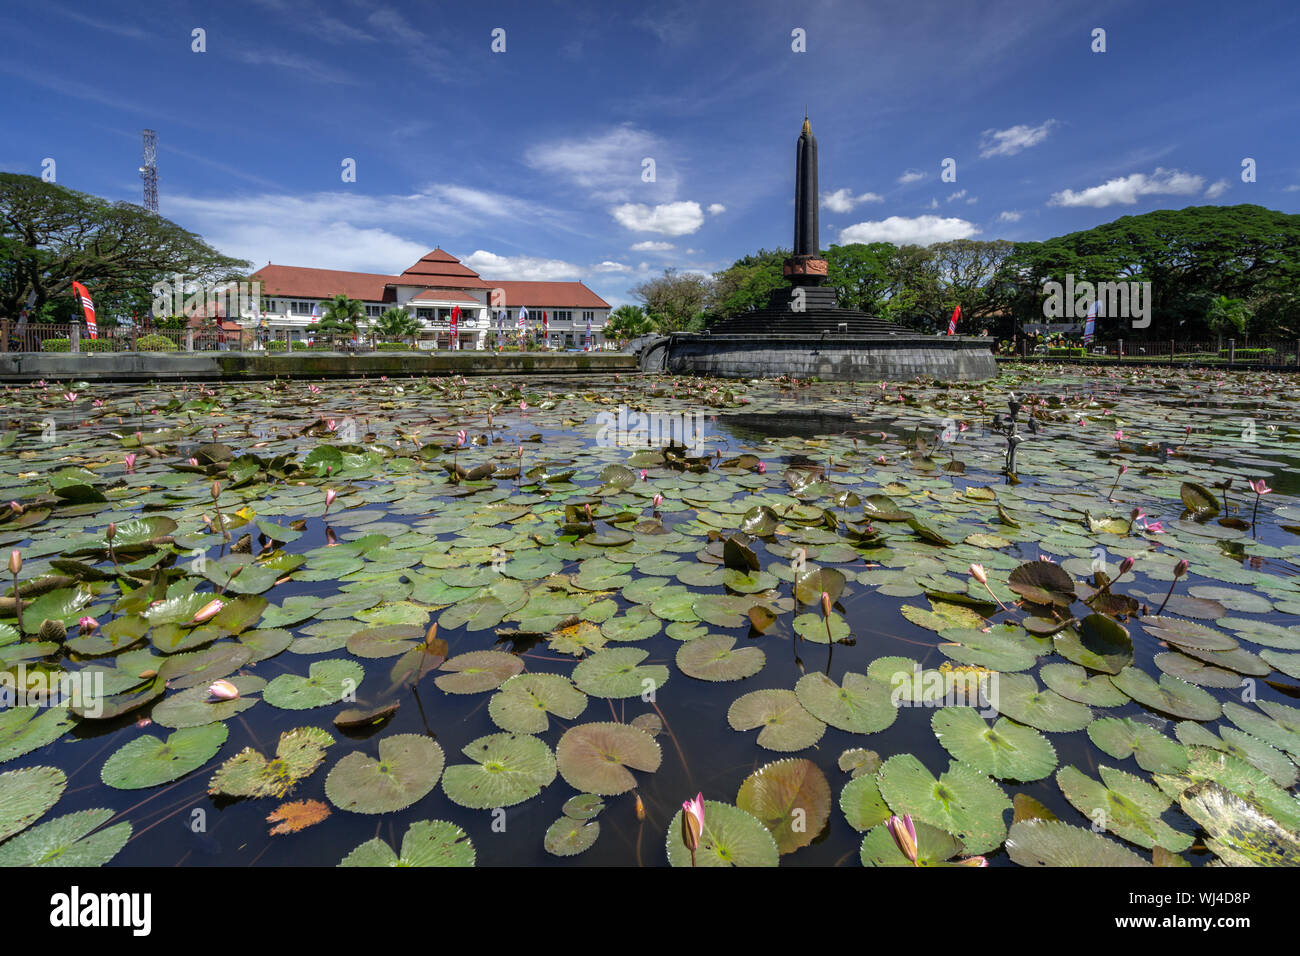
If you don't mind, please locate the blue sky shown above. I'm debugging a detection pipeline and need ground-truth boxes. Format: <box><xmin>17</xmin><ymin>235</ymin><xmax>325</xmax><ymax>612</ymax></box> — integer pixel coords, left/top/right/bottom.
<box><xmin>4</xmin><ymin>0</ymin><xmax>1299</xmax><ymax>306</ymax></box>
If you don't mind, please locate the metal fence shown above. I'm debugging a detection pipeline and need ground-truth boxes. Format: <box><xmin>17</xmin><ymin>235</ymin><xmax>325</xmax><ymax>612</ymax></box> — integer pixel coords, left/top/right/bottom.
<box><xmin>0</xmin><ymin>321</ymin><xmax>255</xmax><ymax>353</ymax></box>
<box><xmin>1016</xmin><ymin>338</ymin><xmax>1300</xmax><ymax>367</ymax></box>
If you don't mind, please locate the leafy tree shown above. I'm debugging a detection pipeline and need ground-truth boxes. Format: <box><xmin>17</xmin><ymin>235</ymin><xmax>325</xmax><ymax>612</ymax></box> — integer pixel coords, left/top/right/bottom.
<box><xmin>374</xmin><ymin>306</ymin><xmax>419</xmax><ymax>345</ymax></box>
<box><xmin>707</xmin><ymin>248</ymin><xmax>786</xmax><ymax>321</ymax></box>
<box><xmin>824</xmin><ymin>242</ymin><xmax>895</xmax><ymax>312</ymax></box>
<box><xmin>630</xmin><ymin>268</ymin><xmax>711</xmax><ymax>333</ymax></box>
<box><xmin>605</xmin><ymin>304</ymin><xmax>655</xmax><ymax>342</ymax></box>
<box><xmin>0</xmin><ymin>172</ymin><xmax>249</xmax><ymax>322</ymax></box>
<box><xmin>314</xmin><ymin>294</ymin><xmax>363</xmax><ymax>347</ymax></box>
<box><xmin>1205</xmin><ymin>294</ymin><xmax>1251</xmax><ymax>347</ymax></box>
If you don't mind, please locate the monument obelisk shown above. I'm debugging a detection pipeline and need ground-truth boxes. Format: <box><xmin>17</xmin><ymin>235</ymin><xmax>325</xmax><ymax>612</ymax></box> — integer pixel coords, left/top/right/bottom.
<box><xmin>785</xmin><ymin>112</ymin><xmax>828</xmax><ymax>287</ymax></box>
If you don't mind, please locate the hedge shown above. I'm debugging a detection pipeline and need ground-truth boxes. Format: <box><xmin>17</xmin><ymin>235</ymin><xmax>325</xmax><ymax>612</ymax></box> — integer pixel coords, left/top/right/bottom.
<box><xmin>1218</xmin><ymin>348</ymin><xmax>1275</xmax><ymax>358</ymax></box>
<box><xmin>40</xmin><ymin>338</ymin><xmax>117</xmax><ymax>352</ymax></box>
<box><xmin>375</xmin><ymin>342</ymin><xmax>414</xmax><ymax>351</ymax></box>
<box><xmin>265</xmin><ymin>340</ymin><xmax>288</xmax><ymax>351</ymax></box>
<box><xmin>1047</xmin><ymin>347</ymin><xmax>1087</xmax><ymax>357</ymax></box>
<box><xmin>135</xmin><ymin>334</ymin><xmax>178</xmax><ymax>352</ymax></box>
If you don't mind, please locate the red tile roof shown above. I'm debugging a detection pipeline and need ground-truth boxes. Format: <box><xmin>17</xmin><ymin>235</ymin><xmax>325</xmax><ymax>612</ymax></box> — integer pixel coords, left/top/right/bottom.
<box><xmin>251</xmin><ymin>265</ymin><xmax>395</xmax><ymax>302</ymax></box>
<box><xmin>484</xmin><ymin>280</ymin><xmax>609</xmax><ymax>309</ymax></box>
<box><xmin>397</xmin><ymin>248</ymin><xmax>490</xmax><ymax>288</ymax></box>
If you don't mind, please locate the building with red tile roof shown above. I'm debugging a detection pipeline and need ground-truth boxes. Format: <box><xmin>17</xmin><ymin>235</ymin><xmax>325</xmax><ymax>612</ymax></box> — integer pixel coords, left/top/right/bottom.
<box><xmin>242</xmin><ymin>248</ymin><xmax>610</xmax><ymax>350</ymax></box>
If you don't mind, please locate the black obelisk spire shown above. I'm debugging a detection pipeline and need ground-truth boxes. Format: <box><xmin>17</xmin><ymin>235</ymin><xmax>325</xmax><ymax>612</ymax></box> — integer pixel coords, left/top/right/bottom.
<box><xmin>793</xmin><ymin>111</ymin><xmax>819</xmax><ymax>257</ymax></box>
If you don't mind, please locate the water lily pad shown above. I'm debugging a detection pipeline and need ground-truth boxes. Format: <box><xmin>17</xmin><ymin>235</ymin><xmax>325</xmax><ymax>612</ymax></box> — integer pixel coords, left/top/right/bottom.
<box><xmin>555</xmin><ymin>721</ymin><xmax>661</xmax><ymax>795</ymax></box>
<box><xmin>859</xmin><ymin>818</ymin><xmax>968</xmax><ymax>866</ymax></box>
<box><xmin>1087</xmin><ymin>717</ymin><xmax>1188</xmax><ymax>774</ymax></box>
<box><xmin>435</xmin><ymin>650</ymin><xmax>524</xmax><ymax>694</ymax></box>
<box><xmin>727</xmin><ymin>689</ymin><xmax>826</xmax><ymax>752</ymax></box>
<box><xmin>839</xmin><ymin>774</ymin><xmax>890</xmax><ymax>832</ymax></box>
<box><xmin>794</xmin><ymin>671</ymin><xmax>897</xmax><ymax>734</ymax></box>
<box><xmin>208</xmin><ymin>726</ymin><xmax>334</xmax><ymax>799</ymax></box>
<box><xmin>441</xmin><ymin>732</ymin><xmax>556</xmax><ymax>809</ymax></box>
<box><xmin>488</xmin><ymin>673</ymin><xmax>587</xmax><ymax>734</ymax></box>
<box><xmin>1005</xmin><ymin>818</ymin><xmax>1149</xmax><ymax>867</ymax></box>
<box><xmin>544</xmin><ymin>816</ymin><xmax>601</xmax><ymax>857</ymax></box>
<box><xmin>0</xmin><ymin>706</ymin><xmax>74</xmax><ymax>764</ymax></box>
<box><xmin>0</xmin><ymin>808</ymin><xmax>131</xmax><ymax>867</ymax></box>
<box><xmin>101</xmin><ymin>724</ymin><xmax>228</xmax><ymax>790</ymax></box>
<box><xmin>264</xmin><ymin>659</ymin><xmax>364</xmax><ymax>710</ymax></box>
<box><xmin>1110</xmin><ymin>666</ymin><xmax>1222</xmax><ymax>720</ymax></box>
<box><xmin>1052</xmin><ymin>614</ymin><xmax>1133</xmax><ymax>675</ymax></box>
<box><xmin>325</xmin><ymin>733</ymin><xmax>444</xmax><ymax>814</ymax></box>
<box><xmin>987</xmin><ymin>672</ymin><xmax>1092</xmax><ymax>732</ymax></box>
<box><xmin>339</xmin><ymin>819</ymin><xmax>475</xmax><ymax>867</ymax></box>
<box><xmin>0</xmin><ymin>765</ymin><xmax>65</xmax><ymax>841</ymax></box>
<box><xmin>665</xmin><ymin>800</ymin><xmax>779</xmax><ymax>867</ymax></box>
<box><xmin>572</xmin><ymin>647</ymin><xmax>668</xmax><ymax>699</ymax></box>
<box><xmin>932</xmin><ymin>708</ymin><xmax>1057</xmax><ymax>781</ymax></box>
<box><xmin>1178</xmin><ymin>780</ymin><xmax>1300</xmax><ymax>866</ymax></box>
<box><xmin>876</xmin><ymin>753</ymin><xmax>1010</xmax><ymax>854</ymax></box>
<box><xmin>1039</xmin><ymin>662</ymin><xmax>1127</xmax><ymax>706</ymax></box>
<box><xmin>675</xmin><ymin>634</ymin><xmax>765</xmax><ymax>682</ymax></box>
<box><xmin>736</xmin><ymin>758</ymin><xmax>831</xmax><ymax>854</ymax></box>
<box><xmin>1056</xmin><ymin>764</ymin><xmax>1192</xmax><ymax>852</ymax></box>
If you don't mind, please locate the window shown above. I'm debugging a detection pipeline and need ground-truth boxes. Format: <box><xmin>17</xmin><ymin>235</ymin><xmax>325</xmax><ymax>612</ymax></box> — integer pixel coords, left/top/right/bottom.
<box><xmin>417</xmin><ymin>308</ymin><xmax>433</xmax><ymax>320</ymax></box>
<box><xmin>552</xmin><ymin>310</ymin><xmax>572</xmax><ymax>323</ymax></box>
<box><xmin>582</xmin><ymin>311</ymin><xmax>595</xmax><ymax>323</ymax></box>
<box><xmin>291</xmin><ymin>300</ymin><xmax>316</xmax><ymax>316</ymax></box>
<box><xmin>366</xmin><ymin>305</ymin><xmax>383</xmax><ymax>317</ymax></box>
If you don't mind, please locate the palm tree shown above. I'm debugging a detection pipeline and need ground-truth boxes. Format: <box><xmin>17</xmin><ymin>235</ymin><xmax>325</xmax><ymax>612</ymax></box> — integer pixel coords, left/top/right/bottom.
<box><xmin>374</xmin><ymin>307</ymin><xmax>419</xmax><ymax>347</ymax></box>
<box><xmin>316</xmin><ymin>294</ymin><xmax>364</xmax><ymax>348</ymax></box>
<box><xmin>606</xmin><ymin>304</ymin><xmax>656</xmax><ymax>345</ymax></box>
<box><xmin>1206</xmin><ymin>295</ymin><xmax>1250</xmax><ymax>352</ymax></box>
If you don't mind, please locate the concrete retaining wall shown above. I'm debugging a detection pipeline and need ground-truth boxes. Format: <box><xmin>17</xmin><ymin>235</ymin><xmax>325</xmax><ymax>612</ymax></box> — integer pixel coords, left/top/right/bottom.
<box><xmin>0</xmin><ymin>350</ymin><xmax>637</xmax><ymax>383</ymax></box>
<box><xmin>664</xmin><ymin>334</ymin><xmax>998</xmax><ymax>381</ymax></box>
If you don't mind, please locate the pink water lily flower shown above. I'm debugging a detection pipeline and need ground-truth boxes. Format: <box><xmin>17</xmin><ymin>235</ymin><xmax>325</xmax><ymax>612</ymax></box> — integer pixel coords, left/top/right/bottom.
<box><xmin>456</xmin><ymin>430</ymin><xmax>467</xmax><ymax>446</ymax></box>
<box><xmin>639</xmin><ymin>469</ymin><xmax>648</xmax><ymax>481</ymax></box>
<box><xmin>324</xmin><ymin>488</ymin><xmax>337</xmax><ymax>515</ymax></box>
<box><xmin>124</xmin><ymin>453</ymin><xmax>136</xmax><ymax>474</ymax></box>
<box><xmin>1249</xmin><ymin>479</ymin><xmax>1273</xmax><ymax>496</ymax></box>
<box><xmin>757</xmin><ymin>462</ymin><xmax>766</xmax><ymax>474</ymax></box>
<box><xmin>681</xmin><ymin>793</ymin><xmax>705</xmax><ymax>864</ymax></box>
<box><xmin>886</xmin><ymin>814</ymin><xmax>918</xmax><ymax>865</ymax></box>
<box><xmin>78</xmin><ymin>616</ymin><xmax>98</xmax><ymax>635</ymax></box>
<box><xmin>652</xmin><ymin>493</ymin><xmax>663</xmax><ymax>509</ymax></box>
<box><xmin>189</xmin><ymin>598</ymin><xmax>225</xmax><ymax>625</ymax></box>
<box><xmin>208</xmin><ymin>679</ymin><xmax>239</xmax><ymax>701</ymax></box>
<box><xmin>64</xmin><ymin>391</ymin><xmax>78</xmax><ymax>402</ymax></box>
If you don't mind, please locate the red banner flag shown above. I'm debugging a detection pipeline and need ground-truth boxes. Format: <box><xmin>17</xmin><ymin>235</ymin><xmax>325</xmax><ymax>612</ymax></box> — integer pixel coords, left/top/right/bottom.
<box><xmin>450</xmin><ymin>305</ymin><xmax>460</xmax><ymax>349</ymax></box>
<box><xmin>946</xmin><ymin>304</ymin><xmax>961</xmax><ymax>336</ymax></box>
<box><xmin>72</xmin><ymin>281</ymin><xmax>97</xmax><ymax>339</ymax></box>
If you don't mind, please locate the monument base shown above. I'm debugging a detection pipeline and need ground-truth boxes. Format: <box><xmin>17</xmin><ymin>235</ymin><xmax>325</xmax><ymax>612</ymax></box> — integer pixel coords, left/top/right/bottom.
<box><xmin>653</xmin><ymin>332</ymin><xmax>998</xmax><ymax>382</ymax></box>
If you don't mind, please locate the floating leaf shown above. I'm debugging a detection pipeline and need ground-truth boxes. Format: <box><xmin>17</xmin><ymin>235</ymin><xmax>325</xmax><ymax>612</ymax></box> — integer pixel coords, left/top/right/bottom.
<box><xmin>736</xmin><ymin>758</ymin><xmax>831</xmax><ymax>854</ymax></box>
<box><xmin>556</xmin><ymin>722</ymin><xmax>661</xmax><ymax>795</ymax></box>
<box><xmin>1110</xmin><ymin>666</ymin><xmax>1222</xmax><ymax>720</ymax></box>
<box><xmin>572</xmin><ymin>647</ymin><xmax>668</xmax><ymax>699</ymax></box>
<box><xmin>442</xmin><ymin>732</ymin><xmax>556</xmax><ymax>809</ymax></box>
<box><xmin>876</xmin><ymin>753</ymin><xmax>1010</xmax><ymax>855</ymax></box>
<box><xmin>0</xmin><ymin>765</ymin><xmax>65</xmax><ymax>841</ymax></box>
<box><xmin>1087</xmin><ymin>718</ymin><xmax>1188</xmax><ymax>774</ymax></box>
<box><xmin>435</xmin><ymin>650</ymin><xmax>524</xmax><ymax>694</ymax></box>
<box><xmin>489</xmin><ymin>673</ymin><xmax>587</xmax><ymax>734</ymax></box>
<box><xmin>1056</xmin><ymin>764</ymin><xmax>1192</xmax><ymax>852</ymax></box>
<box><xmin>208</xmin><ymin>726</ymin><xmax>334</xmax><ymax>799</ymax></box>
<box><xmin>665</xmin><ymin>800</ymin><xmax>779</xmax><ymax>867</ymax></box>
<box><xmin>325</xmin><ymin>733</ymin><xmax>444</xmax><ymax>814</ymax></box>
<box><xmin>676</xmin><ymin>634</ymin><xmax>765</xmax><ymax>682</ymax></box>
<box><xmin>0</xmin><ymin>707</ymin><xmax>74</xmax><ymax>764</ymax></box>
<box><xmin>339</xmin><ymin>819</ymin><xmax>475</xmax><ymax>866</ymax></box>
<box><xmin>1006</xmin><ymin>818</ymin><xmax>1149</xmax><ymax>867</ymax></box>
<box><xmin>544</xmin><ymin>816</ymin><xmax>600</xmax><ymax>857</ymax></box>
<box><xmin>794</xmin><ymin>671</ymin><xmax>897</xmax><ymax>734</ymax></box>
<box><xmin>932</xmin><ymin>707</ymin><xmax>1057</xmax><ymax>781</ymax></box>
<box><xmin>101</xmin><ymin>724</ymin><xmax>228</xmax><ymax>790</ymax></box>
<box><xmin>727</xmin><ymin>689</ymin><xmax>826</xmax><ymax>752</ymax></box>
<box><xmin>987</xmin><ymin>672</ymin><xmax>1092</xmax><ymax>732</ymax></box>
<box><xmin>0</xmin><ymin>808</ymin><xmax>130</xmax><ymax>867</ymax></box>
<box><xmin>264</xmin><ymin>659</ymin><xmax>364</xmax><ymax>710</ymax></box>
<box><xmin>267</xmin><ymin>798</ymin><xmax>330</xmax><ymax>835</ymax></box>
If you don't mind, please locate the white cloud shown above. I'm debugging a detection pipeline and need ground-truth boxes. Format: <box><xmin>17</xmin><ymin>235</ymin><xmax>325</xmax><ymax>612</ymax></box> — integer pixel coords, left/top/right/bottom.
<box><xmin>610</xmin><ymin>200</ymin><xmax>704</xmax><ymax>236</ymax></box>
<box><xmin>1285</xmin><ymin>184</ymin><xmax>1300</xmax><ymax>192</ymax></box>
<box><xmin>527</xmin><ymin>126</ymin><xmax>674</xmax><ymax>201</ymax></box>
<box><xmin>462</xmin><ymin>251</ymin><xmax>583</xmax><ymax>281</ymax></box>
<box><xmin>946</xmin><ymin>189</ymin><xmax>967</xmax><ymax>203</ymax></box>
<box><xmin>631</xmin><ymin>240</ymin><xmax>674</xmax><ymax>251</ymax></box>
<box><xmin>997</xmin><ymin>210</ymin><xmax>1023</xmax><ymax>222</ymax></box>
<box><xmin>822</xmin><ymin>188</ymin><xmax>884</xmax><ymax>213</ymax></box>
<box><xmin>926</xmin><ymin>198</ymin><xmax>939</xmax><ymax>210</ymax></box>
<box><xmin>590</xmin><ymin>260</ymin><xmax>632</xmax><ymax>273</ymax></box>
<box><xmin>978</xmin><ymin>120</ymin><xmax>1058</xmax><ymax>158</ymax></box>
<box><xmin>1049</xmin><ymin>168</ymin><xmax>1205</xmax><ymax>207</ymax></box>
<box><xmin>839</xmin><ymin>215</ymin><xmax>979</xmax><ymax>246</ymax></box>
<box><xmin>707</xmin><ymin>203</ymin><xmax>726</xmax><ymax>215</ymax></box>
<box><xmin>1204</xmin><ymin>179</ymin><xmax>1230</xmax><ymax>199</ymax></box>
<box><xmin>163</xmin><ymin>184</ymin><xmax>567</xmax><ymax>274</ymax></box>
<box><xmin>898</xmin><ymin>170</ymin><xmax>926</xmax><ymax>184</ymax></box>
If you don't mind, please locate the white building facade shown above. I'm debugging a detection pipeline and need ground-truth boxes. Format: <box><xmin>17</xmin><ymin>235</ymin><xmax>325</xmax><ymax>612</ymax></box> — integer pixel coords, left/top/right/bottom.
<box><xmin>241</xmin><ymin>249</ymin><xmax>611</xmax><ymax>350</ymax></box>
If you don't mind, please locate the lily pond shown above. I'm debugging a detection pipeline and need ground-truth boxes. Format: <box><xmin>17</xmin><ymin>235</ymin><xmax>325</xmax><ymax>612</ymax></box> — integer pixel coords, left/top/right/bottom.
<box><xmin>2</xmin><ymin>365</ymin><xmax>1300</xmax><ymax>868</ymax></box>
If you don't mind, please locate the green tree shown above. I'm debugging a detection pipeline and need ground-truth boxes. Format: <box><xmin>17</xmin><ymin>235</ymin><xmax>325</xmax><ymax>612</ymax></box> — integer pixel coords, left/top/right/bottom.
<box><xmin>630</xmin><ymin>268</ymin><xmax>711</xmax><ymax>333</ymax></box>
<box><xmin>374</xmin><ymin>306</ymin><xmax>419</xmax><ymax>345</ymax></box>
<box><xmin>1205</xmin><ymin>294</ymin><xmax>1251</xmax><ymax>347</ymax></box>
<box><xmin>824</xmin><ymin>242</ymin><xmax>896</xmax><ymax>312</ymax></box>
<box><xmin>707</xmin><ymin>248</ymin><xmax>787</xmax><ymax>321</ymax></box>
<box><xmin>0</xmin><ymin>172</ymin><xmax>249</xmax><ymax>322</ymax></box>
<box><xmin>315</xmin><ymin>294</ymin><xmax>363</xmax><ymax>347</ymax></box>
<box><xmin>605</xmin><ymin>304</ymin><xmax>655</xmax><ymax>342</ymax></box>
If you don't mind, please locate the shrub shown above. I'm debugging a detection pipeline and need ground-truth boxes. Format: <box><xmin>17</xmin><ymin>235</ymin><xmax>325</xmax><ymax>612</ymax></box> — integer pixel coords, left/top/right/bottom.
<box><xmin>376</xmin><ymin>342</ymin><xmax>413</xmax><ymax>351</ymax></box>
<box><xmin>265</xmin><ymin>340</ymin><xmax>288</xmax><ymax>351</ymax></box>
<box><xmin>1047</xmin><ymin>347</ymin><xmax>1086</xmax><ymax>357</ymax></box>
<box><xmin>291</xmin><ymin>341</ymin><xmax>309</xmax><ymax>351</ymax></box>
<box><xmin>135</xmin><ymin>333</ymin><xmax>178</xmax><ymax>352</ymax></box>
<box><xmin>1218</xmin><ymin>347</ymin><xmax>1275</xmax><ymax>358</ymax></box>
